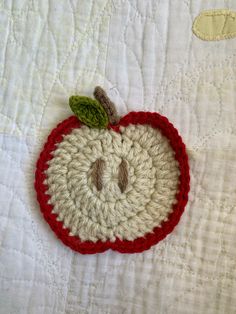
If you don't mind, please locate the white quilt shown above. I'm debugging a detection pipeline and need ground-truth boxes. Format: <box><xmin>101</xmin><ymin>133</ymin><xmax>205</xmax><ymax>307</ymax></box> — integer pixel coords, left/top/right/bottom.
<box><xmin>1</xmin><ymin>1</ymin><xmax>236</xmax><ymax>313</ymax></box>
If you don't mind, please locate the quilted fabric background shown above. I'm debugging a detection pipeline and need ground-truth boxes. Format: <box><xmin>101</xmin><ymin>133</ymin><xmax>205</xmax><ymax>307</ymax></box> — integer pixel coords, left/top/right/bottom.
<box><xmin>1</xmin><ymin>0</ymin><xmax>236</xmax><ymax>313</ymax></box>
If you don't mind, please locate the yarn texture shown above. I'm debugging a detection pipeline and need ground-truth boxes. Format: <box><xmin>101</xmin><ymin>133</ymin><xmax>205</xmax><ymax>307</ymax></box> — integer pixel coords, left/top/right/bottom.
<box><xmin>117</xmin><ymin>159</ymin><xmax>128</xmax><ymax>193</ymax></box>
<box><xmin>35</xmin><ymin>112</ymin><xmax>190</xmax><ymax>254</ymax></box>
<box><xmin>94</xmin><ymin>86</ymin><xmax>120</xmax><ymax>124</ymax></box>
<box><xmin>69</xmin><ymin>95</ymin><xmax>109</xmax><ymax>128</ymax></box>
<box><xmin>45</xmin><ymin>124</ymin><xmax>180</xmax><ymax>242</ymax></box>
<box><xmin>91</xmin><ymin>158</ymin><xmax>105</xmax><ymax>191</ymax></box>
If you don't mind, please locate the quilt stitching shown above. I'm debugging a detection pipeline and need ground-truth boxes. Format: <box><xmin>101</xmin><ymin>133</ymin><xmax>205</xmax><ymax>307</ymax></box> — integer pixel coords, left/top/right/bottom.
<box><xmin>1</xmin><ymin>0</ymin><xmax>236</xmax><ymax>312</ymax></box>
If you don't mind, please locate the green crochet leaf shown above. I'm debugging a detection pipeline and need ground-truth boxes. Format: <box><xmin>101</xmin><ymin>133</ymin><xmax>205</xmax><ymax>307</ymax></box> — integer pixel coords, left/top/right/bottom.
<box><xmin>69</xmin><ymin>96</ymin><xmax>109</xmax><ymax>129</ymax></box>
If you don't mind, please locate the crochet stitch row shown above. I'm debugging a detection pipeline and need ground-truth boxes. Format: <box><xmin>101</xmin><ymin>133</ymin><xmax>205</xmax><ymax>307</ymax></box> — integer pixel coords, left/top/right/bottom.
<box><xmin>35</xmin><ymin>112</ymin><xmax>190</xmax><ymax>253</ymax></box>
<box><xmin>45</xmin><ymin>124</ymin><xmax>180</xmax><ymax>243</ymax></box>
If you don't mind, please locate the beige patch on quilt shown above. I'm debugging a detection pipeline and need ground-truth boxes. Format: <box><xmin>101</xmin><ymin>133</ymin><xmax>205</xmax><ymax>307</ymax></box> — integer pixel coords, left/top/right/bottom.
<box><xmin>193</xmin><ymin>9</ymin><xmax>236</xmax><ymax>41</ymax></box>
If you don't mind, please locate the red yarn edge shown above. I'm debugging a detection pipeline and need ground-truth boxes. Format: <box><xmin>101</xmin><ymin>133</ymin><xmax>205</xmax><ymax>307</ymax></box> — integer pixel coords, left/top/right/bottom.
<box><xmin>35</xmin><ymin>112</ymin><xmax>190</xmax><ymax>254</ymax></box>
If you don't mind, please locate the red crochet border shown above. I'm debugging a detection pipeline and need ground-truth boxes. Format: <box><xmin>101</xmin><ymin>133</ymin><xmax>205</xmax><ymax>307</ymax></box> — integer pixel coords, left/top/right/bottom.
<box><xmin>35</xmin><ymin>112</ymin><xmax>190</xmax><ymax>254</ymax></box>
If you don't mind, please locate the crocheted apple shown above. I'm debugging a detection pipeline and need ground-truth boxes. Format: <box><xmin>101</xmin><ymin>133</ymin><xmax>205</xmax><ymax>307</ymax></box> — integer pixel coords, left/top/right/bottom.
<box><xmin>35</xmin><ymin>87</ymin><xmax>190</xmax><ymax>254</ymax></box>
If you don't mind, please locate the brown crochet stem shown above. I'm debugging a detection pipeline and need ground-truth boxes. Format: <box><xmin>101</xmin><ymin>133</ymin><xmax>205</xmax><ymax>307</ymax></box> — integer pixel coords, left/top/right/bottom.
<box><xmin>91</xmin><ymin>158</ymin><xmax>105</xmax><ymax>191</ymax></box>
<box><xmin>118</xmin><ymin>159</ymin><xmax>128</xmax><ymax>193</ymax></box>
<box><xmin>94</xmin><ymin>86</ymin><xmax>120</xmax><ymax>125</ymax></box>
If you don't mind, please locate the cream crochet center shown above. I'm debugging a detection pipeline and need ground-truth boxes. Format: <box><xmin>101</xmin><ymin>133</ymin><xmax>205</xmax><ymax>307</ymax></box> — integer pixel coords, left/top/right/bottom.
<box><xmin>45</xmin><ymin>124</ymin><xmax>180</xmax><ymax>242</ymax></box>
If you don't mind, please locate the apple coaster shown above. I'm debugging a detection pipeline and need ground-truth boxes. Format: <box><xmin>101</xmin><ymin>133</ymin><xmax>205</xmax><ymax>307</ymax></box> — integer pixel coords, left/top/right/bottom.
<box><xmin>35</xmin><ymin>87</ymin><xmax>190</xmax><ymax>254</ymax></box>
